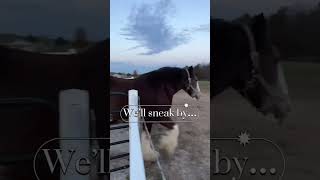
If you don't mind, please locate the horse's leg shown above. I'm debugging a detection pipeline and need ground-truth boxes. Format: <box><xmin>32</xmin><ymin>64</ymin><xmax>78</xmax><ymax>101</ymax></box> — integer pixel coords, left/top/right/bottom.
<box><xmin>141</xmin><ymin>123</ymin><xmax>159</xmax><ymax>161</ymax></box>
<box><xmin>159</xmin><ymin>119</ymin><xmax>179</xmax><ymax>156</ymax></box>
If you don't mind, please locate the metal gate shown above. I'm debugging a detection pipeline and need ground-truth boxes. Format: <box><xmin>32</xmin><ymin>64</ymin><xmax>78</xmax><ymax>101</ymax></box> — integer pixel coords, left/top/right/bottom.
<box><xmin>110</xmin><ymin>91</ymin><xmax>130</xmax><ymax>172</ymax></box>
<box><xmin>110</xmin><ymin>90</ymin><xmax>146</xmax><ymax>180</ymax></box>
<box><xmin>0</xmin><ymin>97</ymin><xmax>57</xmax><ymax>165</ymax></box>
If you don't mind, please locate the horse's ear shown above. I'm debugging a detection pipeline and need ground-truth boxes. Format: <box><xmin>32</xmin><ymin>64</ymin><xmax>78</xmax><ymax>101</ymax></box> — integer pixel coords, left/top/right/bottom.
<box><xmin>258</xmin><ymin>13</ymin><xmax>265</xmax><ymax>19</ymax></box>
<box><xmin>252</xmin><ymin>13</ymin><xmax>266</xmax><ymax>28</ymax></box>
<box><xmin>188</xmin><ymin>66</ymin><xmax>194</xmax><ymax>73</ymax></box>
<box><xmin>251</xmin><ymin>13</ymin><xmax>268</xmax><ymax>49</ymax></box>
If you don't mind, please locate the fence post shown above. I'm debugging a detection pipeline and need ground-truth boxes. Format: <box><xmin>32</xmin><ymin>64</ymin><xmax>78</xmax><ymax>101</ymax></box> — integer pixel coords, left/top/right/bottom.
<box><xmin>129</xmin><ymin>89</ymin><xmax>146</xmax><ymax>180</ymax></box>
<box><xmin>59</xmin><ymin>89</ymin><xmax>90</xmax><ymax>180</ymax></box>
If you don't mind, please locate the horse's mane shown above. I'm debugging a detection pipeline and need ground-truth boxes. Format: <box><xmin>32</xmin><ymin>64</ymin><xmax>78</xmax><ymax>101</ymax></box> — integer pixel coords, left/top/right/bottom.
<box><xmin>138</xmin><ymin>67</ymin><xmax>184</xmax><ymax>88</ymax></box>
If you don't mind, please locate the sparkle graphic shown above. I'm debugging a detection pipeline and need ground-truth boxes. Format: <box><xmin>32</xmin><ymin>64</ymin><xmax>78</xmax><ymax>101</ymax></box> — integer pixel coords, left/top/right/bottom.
<box><xmin>238</xmin><ymin>131</ymin><xmax>251</xmax><ymax>146</ymax></box>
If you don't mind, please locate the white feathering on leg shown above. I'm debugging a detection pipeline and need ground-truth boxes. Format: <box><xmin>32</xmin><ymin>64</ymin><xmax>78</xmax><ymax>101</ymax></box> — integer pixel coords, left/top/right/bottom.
<box><xmin>141</xmin><ymin>131</ymin><xmax>159</xmax><ymax>161</ymax></box>
<box><xmin>159</xmin><ymin>125</ymin><xmax>179</xmax><ymax>156</ymax></box>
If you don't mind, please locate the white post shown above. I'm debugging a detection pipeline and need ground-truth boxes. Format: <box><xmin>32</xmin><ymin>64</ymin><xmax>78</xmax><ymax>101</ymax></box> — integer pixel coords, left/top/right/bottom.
<box><xmin>129</xmin><ymin>90</ymin><xmax>146</xmax><ymax>180</ymax></box>
<box><xmin>59</xmin><ymin>89</ymin><xmax>90</xmax><ymax>180</ymax></box>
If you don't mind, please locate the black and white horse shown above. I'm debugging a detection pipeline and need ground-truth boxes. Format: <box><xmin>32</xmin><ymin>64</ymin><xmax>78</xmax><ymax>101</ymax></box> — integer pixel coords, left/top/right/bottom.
<box><xmin>111</xmin><ymin>66</ymin><xmax>201</xmax><ymax>161</ymax></box>
<box><xmin>212</xmin><ymin>14</ymin><xmax>291</xmax><ymax>123</ymax></box>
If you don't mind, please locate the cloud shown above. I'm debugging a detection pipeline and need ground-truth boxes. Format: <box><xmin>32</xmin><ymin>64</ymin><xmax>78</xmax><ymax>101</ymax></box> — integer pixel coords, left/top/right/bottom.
<box><xmin>192</xmin><ymin>24</ymin><xmax>210</xmax><ymax>32</ymax></box>
<box><xmin>182</xmin><ymin>24</ymin><xmax>210</xmax><ymax>35</ymax></box>
<box><xmin>121</xmin><ymin>0</ymin><xmax>189</xmax><ymax>55</ymax></box>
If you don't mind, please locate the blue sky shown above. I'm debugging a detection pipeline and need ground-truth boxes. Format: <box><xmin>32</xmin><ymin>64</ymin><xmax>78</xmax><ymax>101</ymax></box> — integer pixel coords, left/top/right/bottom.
<box><xmin>110</xmin><ymin>0</ymin><xmax>210</xmax><ymax>73</ymax></box>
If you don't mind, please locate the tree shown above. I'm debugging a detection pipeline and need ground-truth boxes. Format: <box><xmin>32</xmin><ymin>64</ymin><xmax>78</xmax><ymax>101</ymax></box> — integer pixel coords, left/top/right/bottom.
<box><xmin>55</xmin><ymin>37</ymin><xmax>68</xmax><ymax>46</ymax></box>
<box><xmin>73</xmin><ymin>27</ymin><xmax>88</xmax><ymax>48</ymax></box>
<box><xmin>193</xmin><ymin>63</ymin><xmax>210</xmax><ymax>81</ymax></box>
<box><xmin>25</xmin><ymin>34</ymin><xmax>38</xmax><ymax>43</ymax></box>
<box><xmin>133</xmin><ymin>70</ymin><xmax>138</xmax><ymax>77</ymax></box>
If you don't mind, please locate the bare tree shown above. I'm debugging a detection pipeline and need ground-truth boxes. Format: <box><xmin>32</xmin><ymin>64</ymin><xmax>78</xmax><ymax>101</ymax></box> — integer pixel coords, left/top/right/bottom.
<box><xmin>133</xmin><ymin>70</ymin><xmax>138</xmax><ymax>77</ymax></box>
<box><xmin>73</xmin><ymin>27</ymin><xmax>88</xmax><ymax>48</ymax></box>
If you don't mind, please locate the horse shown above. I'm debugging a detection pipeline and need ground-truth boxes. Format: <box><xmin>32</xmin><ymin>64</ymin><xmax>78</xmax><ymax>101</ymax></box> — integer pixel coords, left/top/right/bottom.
<box><xmin>0</xmin><ymin>40</ymin><xmax>108</xmax><ymax>179</ymax></box>
<box><xmin>212</xmin><ymin>14</ymin><xmax>291</xmax><ymax>123</ymax></box>
<box><xmin>110</xmin><ymin>66</ymin><xmax>200</xmax><ymax>161</ymax></box>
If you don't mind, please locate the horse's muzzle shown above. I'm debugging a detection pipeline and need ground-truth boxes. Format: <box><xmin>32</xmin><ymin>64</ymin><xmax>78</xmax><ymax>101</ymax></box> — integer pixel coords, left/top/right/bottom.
<box><xmin>194</xmin><ymin>93</ymin><xmax>200</xmax><ymax>100</ymax></box>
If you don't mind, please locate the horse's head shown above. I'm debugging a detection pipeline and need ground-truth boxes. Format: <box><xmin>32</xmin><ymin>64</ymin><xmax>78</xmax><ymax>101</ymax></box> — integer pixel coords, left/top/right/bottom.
<box><xmin>233</xmin><ymin>14</ymin><xmax>291</xmax><ymax>124</ymax></box>
<box><xmin>182</xmin><ymin>66</ymin><xmax>201</xmax><ymax>100</ymax></box>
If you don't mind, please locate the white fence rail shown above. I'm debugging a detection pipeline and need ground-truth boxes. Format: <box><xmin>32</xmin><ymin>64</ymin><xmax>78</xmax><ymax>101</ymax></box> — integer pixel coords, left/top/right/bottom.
<box><xmin>59</xmin><ymin>89</ymin><xmax>146</xmax><ymax>180</ymax></box>
<box><xmin>59</xmin><ymin>89</ymin><xmax>90</xmax><ymax>180</ymax></box>
<box><xmin>129</xmin><ymin>90</ymin><xmax>146</xmax><ymax>180</ymax></box>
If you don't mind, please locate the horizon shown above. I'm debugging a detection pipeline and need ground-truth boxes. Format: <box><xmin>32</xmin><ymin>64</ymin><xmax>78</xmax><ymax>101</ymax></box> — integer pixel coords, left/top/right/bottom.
<box><xmin>110</xmin><ymin>61</ymin><xmax>210</xmax><ymax>74</ymax></box>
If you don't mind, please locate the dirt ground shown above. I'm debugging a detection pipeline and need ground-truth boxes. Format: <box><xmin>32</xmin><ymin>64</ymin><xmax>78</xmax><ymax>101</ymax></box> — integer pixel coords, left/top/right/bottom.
<box><xmin>146</xmin><ymin>90</ymin><xmax>210</xmax><ymax>180</ymax></box>
<box><xmin>213</xmin><ymin>62</ymin><xmax>320</xmax><ymax>180</ymax></box>
<box><xmin>110</xmin><ymin>87</ymin><xmax>210</xmax><ymax>180</ymax></box>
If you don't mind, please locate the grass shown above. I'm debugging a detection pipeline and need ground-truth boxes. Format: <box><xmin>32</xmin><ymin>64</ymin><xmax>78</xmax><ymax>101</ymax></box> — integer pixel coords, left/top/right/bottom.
<box><xmin>194</xmin><ymin>61</ymin><xmax>320</xmax><ymax>96</ymax></box>
<box><xmin>282</xmin><ymin>61</ymin><xmax>320</xmax><ymax>99</ymax></box>
<box><xmin>199</xmin><ymin>81</ymin><xmax>210</xmax><ymax>94</ymax></box>
<box><xmin>283</xmin><ymin>62</ymin><xmax>320</xmax><ymax>86</ymax></box>
<box><xmin>194</xmin><ymin>61</ymin><xmax>319</xmax><ymax>96</ymax></box>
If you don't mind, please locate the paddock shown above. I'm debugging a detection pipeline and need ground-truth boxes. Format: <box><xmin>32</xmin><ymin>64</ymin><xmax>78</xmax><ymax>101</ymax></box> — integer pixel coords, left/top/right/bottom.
<box><xmin>213</xmin><ymin>62</ymin><xmax>320</xmax><ymax>179</ymax></box>
<box><xmin>110</xmin><ymin>82</ymin><xmax>210</xmax><ymax>179</ymax></box>
<box><xmin>146</xmin><ymin>89</ymin><xmax>210</xmax><ymax>180</ymax></box>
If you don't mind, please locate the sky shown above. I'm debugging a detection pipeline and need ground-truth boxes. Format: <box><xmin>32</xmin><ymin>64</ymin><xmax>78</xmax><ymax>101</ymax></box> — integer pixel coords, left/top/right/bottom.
<box><xmin>110</xmin><ymin>0</ymin><xmax>210</xmax><ymax>73</ymax></box>
<box><xmin>212</xmin><ymin>0</ymin><xmax>320</xmax><ymax>20</ymax></box>
<box><xmin>0</xmin><ymin>0</ymin><xmax>108</xmax><ymax>41</ymax></box>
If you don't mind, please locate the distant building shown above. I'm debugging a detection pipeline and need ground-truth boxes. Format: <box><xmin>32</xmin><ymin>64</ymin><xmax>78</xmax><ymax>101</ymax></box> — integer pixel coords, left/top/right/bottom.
<box><xmin>6</xmin><ymin>40</ymin><xmax>36</xmax><ymax>51</ymax></box>
<box><xmin>43</xmin><ymin>49</ymin><xmax>77</xmax><ymax>55</ymax></box>
<box><xmin>110</xmin><ymin>73</ymin><xmax>135</xmax><ymax>79</ymax></box>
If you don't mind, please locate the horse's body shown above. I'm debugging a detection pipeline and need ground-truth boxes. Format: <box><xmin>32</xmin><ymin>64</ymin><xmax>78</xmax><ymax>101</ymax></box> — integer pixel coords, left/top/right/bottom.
<box><xmin>212</xmin><ymin>14</ymin><xmax>291</xmax><ymax>121</ymax></box>
<box><xmin>110</xmin><ymin>66</ymin><xmax>200</xmax><ymax>161</ymax></box>
<box><xmin>0</xmin><ymin>40</ymin><xmax>108</xmax><ymax>179</ymax></box>
<box><xmin>111</xmin><ymin>67</ymin><xmax>189</xmax><ymax>123</ymax></box>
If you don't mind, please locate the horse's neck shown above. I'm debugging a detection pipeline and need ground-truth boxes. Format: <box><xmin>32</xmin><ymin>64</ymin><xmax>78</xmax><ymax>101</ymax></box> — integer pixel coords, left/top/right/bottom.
<box><xmin>212</xmin><ymin>58</ymin><xmax>243</xmax><ymax>97</ymax></box>
<box><xmin>163</xmin><ymin>81</ymin><xmax>183</xmax><ymax>100</ymax></box>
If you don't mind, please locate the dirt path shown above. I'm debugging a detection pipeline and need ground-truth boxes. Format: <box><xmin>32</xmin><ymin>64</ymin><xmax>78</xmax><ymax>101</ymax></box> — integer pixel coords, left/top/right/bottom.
<box><xmin>146</xmin><ymin>91</ymin><xmax>210</xmax><ymax>180</ymax></box>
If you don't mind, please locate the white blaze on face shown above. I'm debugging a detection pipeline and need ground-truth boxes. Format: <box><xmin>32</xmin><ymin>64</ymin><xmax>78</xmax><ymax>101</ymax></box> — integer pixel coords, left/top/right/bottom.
<box><xmin>277</xmin><ymin>62</ymin><xmax>289</xmax><ymax>95</ymax></box>
<box><xmin>196</xmin><ymin>81</ymin><xmax>201</xmax><ymax>92</ymax></box>
<box><xmin>191</xmin><ymin>81</ymin><xmax>201</xmax><ymax>99</ymax></box>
